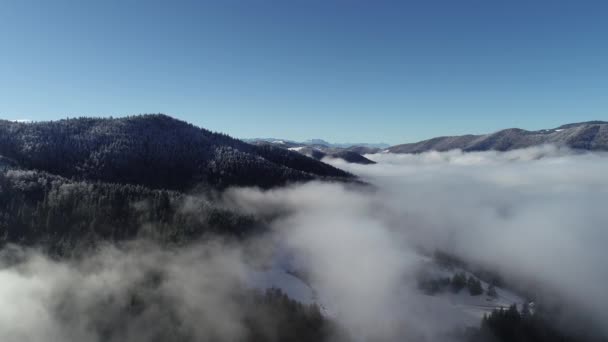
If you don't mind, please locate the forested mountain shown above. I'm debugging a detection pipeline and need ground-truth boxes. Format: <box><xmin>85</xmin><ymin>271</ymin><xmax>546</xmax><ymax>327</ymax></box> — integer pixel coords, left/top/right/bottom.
<box><xmin>0</xmin><ymin>116</ymin><xmax>348</xmax><ymax>342</ymax></box>
<box><xmin>330</xmin><ymin>150</ymin><xmax>376</xmax><ymax>164</ymax></box>
<box><xmin>250</xmin><ymin>142</ymin><xmax>377</xmax><ymax>165</ymax></box>
<box><xmin>299</xmin><ymin>147</ymin><xmax>376</xmax><ymax>165</ymax></box>
<box><xmin>0</xmin><ymin>115</ymin><xmax>353</xmax><ymax>191</ymax></box>
<box><xmin>0</xmin><ymin>115</ymin><xmax>356</xmax><ymax>250</ymax></box>
<box><xmin>388</xmin><ymin>121</ymin><xmax>608</xmax><ymax>153</ymax></box>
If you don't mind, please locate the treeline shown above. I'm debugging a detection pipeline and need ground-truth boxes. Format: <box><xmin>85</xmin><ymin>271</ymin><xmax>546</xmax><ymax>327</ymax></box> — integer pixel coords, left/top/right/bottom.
<box><xmin>434</xmin><ymin>250</ymin><xmax>505</xmax><ymax>287</ymax></box>
<box><xmin>419</xmin><ymin>271</ymin><xmax>486</xmax><ymax>296</ymax></box>
<box><xmin>465</xmin><ymin>303</ymin><xmax>608</xmax><ymax>342</ymax></box>
<box><xmin>130</xmin><ymin>287</ymin><xmax>337</xmax><ymax>342</ymax></box>
<box><xmin>0</xmin><ymin>115</ymin><xmax>352</xmax><ymax>191</ymax></box>
<box><xmin>0</xmin><ymin>167</ymin><xmax>258</xmax><ymax>253</ymax></box>
<box><xmin>245</xmin><ymin>288</ymin><xmax>339</xmax><ymax>342</ymax></box>
<box><xmin>56</xmin><ymin>280</ymin><xmax>337</xmax><ymax>342</ymax></box>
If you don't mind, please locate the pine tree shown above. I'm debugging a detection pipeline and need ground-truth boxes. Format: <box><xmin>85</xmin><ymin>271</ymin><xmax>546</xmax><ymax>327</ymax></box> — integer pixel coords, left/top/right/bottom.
<box><xmin>467</xmin><ymin>276</ymin><xmax>483</xmax><ymax>296</ymax></box>
<box><xmin>487</xmin><ymin>283</ymin><xmax>498</xmax><ymax>298</ymax></box>
<box><xmin>451</xmin><ymin>272</ymin><xmax>467</xmax><ymax>293</ymax></box>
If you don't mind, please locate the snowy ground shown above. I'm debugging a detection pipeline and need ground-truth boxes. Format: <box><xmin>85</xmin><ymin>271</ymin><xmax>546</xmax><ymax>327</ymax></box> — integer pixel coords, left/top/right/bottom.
<box><xmin>245</xmin><ymin>253</ymin><xmax>526</xmax><ymax>329</ymax></box>
<box><xmin>438</xmin><ymin>281</ymin><xmax>526</xmax><ymax>324</ymax></box>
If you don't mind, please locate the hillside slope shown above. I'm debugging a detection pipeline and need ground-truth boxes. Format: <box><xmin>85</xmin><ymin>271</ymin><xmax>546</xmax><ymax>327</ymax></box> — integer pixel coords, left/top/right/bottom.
<box><xmin>0</xmin><ymin>115</ymin><xmax>353</xmax><ymax>190</ymax></box>
<box><xmin>388</xmin><ymin>121</ymin><xmax>608</xmax><ymax>153</ymax></box>
<box><xmin>285</xmin><ymin>146</ymin><xmax>376</xmax><ymax>165</ymax></box>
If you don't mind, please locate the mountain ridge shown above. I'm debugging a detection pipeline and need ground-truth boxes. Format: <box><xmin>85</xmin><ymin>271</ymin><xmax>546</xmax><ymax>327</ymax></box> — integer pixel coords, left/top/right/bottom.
<box><xmin>387</xmin><ymin>121</ymin><xmax>608</xmax><ymax>153</ymax></box>
<box><xmin>0</xmin><ymin>114</ymin><xmax>354</xmax><ymax>191</ymax></box>
<box><xmin>245</xmin><ymin>138</ymin><xmax>390</xmax><ymax>149</ymax></box>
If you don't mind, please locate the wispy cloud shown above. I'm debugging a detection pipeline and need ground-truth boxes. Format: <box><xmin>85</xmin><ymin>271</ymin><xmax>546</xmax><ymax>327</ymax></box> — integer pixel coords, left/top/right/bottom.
<box><xmin>1</xmin><ymin>145</ymin><xmax>607</xmax><ymax>341</ymax></box>
<box><xmin>228</xmin><ymin>145</ymin><xmax>608</xmax><ymax>339</ymax></box>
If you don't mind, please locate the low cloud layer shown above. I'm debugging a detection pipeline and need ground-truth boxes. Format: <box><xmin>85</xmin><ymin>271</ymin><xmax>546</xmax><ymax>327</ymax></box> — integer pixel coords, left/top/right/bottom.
<box><xmin>1</xmin><ymin>145</ymin><xmax>607</xmax><ymax>341</ymax></box>
<box><xmin>0</xmin><ymin>241</ymin><xmax>251</xmax><ymax>342</ymax></box>
<box><xmin>227</xmin><ymin>145</ymin><xmax>608</xmax><ymax>339</ymax></box>
<box><xmin>328</xmin><ymin>145</ymin><xmax>608</xmax><ymax>336</ymax></box>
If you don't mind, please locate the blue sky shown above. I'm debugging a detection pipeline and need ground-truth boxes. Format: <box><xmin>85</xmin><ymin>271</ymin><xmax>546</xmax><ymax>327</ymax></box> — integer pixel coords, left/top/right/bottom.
<box><xmin>1</xmin><ymin>0</ymin><xmax>607</xmax><ymax>144</ymax></box>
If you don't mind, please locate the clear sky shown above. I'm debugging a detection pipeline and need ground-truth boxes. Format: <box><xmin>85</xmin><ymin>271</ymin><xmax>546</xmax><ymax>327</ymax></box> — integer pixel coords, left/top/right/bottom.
<box><xmin>1</xmin><ymin>0</ymin><xmax>607</xmax><ymax>144</ymax></box>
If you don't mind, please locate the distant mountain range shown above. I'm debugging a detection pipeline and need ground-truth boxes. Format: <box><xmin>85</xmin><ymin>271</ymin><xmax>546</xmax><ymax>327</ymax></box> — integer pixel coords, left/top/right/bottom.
<box><xmin>387</xmin><ymin>121</ymin><xmax>608</xmax><ymax>154</ymax></box>
<box><xmin>1</xmin><ymin>115</ymin><xmax>606</xmax><ymax>249</ymax></box>
<box><xmin>245</xmin><ymin>138</ymin><xmax>390</xmax><ymax>149</ymax></box>
<box><xmin>247</xmin><ymin>121</ymin><xmax>608</xmax><ymax>161</ymax></box>
<box><xmin>287</xmin><ymin>146</ymin><xmax>377</xmax><ymax>165</ymax></box>
<box><xmin>2</xmin><ymin>116</ymin><xmax>605</xmax><ymax>185</ymax></box>
<box><xmin>248</xmin><ymin>140</ymin><xmax>378</xmax><ymax>165</ymax></box>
